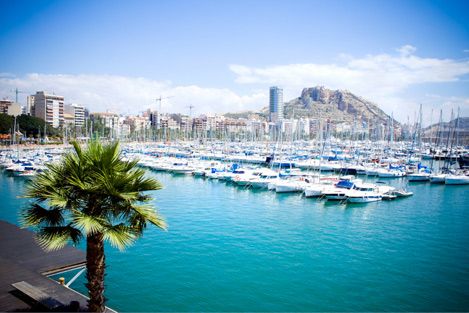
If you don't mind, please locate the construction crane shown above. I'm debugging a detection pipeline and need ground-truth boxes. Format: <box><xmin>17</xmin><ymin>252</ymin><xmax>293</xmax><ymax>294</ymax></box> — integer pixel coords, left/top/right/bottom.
<box><xmin>155</xmin><ymin>95</ymin><xmax>174</xmax><ymax>112</ymax></box>
<box><xmin>187</xmin><ymin>104</ymin><xmax>195</xmax><ymax>117</ymax></box>
<box><xmin>10</xmin><ymin>88</ymin><xmax>31</xmax><ymax>103</ymax></box>
<box><xmin>8</xmin><ymin>88</ymin><xmax>31</xmax><ymax>145</ymax></box>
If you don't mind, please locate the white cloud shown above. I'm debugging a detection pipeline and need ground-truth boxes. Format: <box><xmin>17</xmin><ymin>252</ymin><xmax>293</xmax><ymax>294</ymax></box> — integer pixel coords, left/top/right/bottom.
<box><xmin>1</xmin><ymin>46</ymin><xmax>467</xmax><ymax>124</ymax></box>
<box><xmin>229</xmin><ymin>45</ymin><xmax>469</xmax><ymax>122</ymax></box>
<box><xmin>396</xmin><ymin>45</ymin><xmax>417</xmax><ymax>56</ymax></box>
<box><xmin>421</xmin><ymin>94</ymin><xmax>469</xmax><ymax>124</ymax></box>
<box><xmin>231</xmin><ymin>45</ymin><xmax>469</xmax><ymax>93</ymax></box>
<box><xmin>0</xmin><ymin>73</ymin><xmax>266</xmax><ymax>115</ymax></box>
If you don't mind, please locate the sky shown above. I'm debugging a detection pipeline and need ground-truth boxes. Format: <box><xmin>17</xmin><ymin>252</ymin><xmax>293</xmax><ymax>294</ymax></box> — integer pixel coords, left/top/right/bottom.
<box><xmin>0</xmin><ymin>0</ymin><xmax>468</xmax><ymax>125</ymax></box>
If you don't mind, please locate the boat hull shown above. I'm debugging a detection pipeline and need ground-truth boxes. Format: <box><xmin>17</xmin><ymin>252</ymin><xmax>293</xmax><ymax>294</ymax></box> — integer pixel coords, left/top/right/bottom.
<box><xmin>348</xmin><ymin>196</ymin><xmax>382</xmax><ymax>203</ymax></box>
<box><xmin>445</xmin><ymin>176</ymin><xmax>469</xmax><ymax>185</ymax></box>
<box><xmin>408</xmin><ymin>174</ymin><xmax>430</xmax><ymax>182</ymax></box>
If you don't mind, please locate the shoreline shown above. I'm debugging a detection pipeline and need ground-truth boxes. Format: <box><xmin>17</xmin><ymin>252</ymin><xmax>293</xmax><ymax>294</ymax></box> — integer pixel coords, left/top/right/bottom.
<box><xmin>0</xmin><ymin>143</ymin><xmax>72</xmax><ymax>152</ymax></box>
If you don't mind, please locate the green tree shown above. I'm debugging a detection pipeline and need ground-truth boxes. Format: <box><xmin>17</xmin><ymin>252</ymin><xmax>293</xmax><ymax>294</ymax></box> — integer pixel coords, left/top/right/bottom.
<box><xmin>17</xmin><ymin>114</ymin><xmax>60</xmax><ymax>137</ymax></box>
<box><xmin>0</xmin><ymin>113</ymin><xmax>13</xmax><ymax>134</ymax></box>
<box><xmin>0</xmin><ymin>113</ymin><xmax>61</xmax><ymax>137</ymax></box>
<box><xmin>22</xmin><ymin>140</ymin><xmax>166</xmax><ymax>312</ymax></box>
<box><xmin>91</xmin><ymin>118</ymin><xmax>110</xmax><ymax>139</ymax></box>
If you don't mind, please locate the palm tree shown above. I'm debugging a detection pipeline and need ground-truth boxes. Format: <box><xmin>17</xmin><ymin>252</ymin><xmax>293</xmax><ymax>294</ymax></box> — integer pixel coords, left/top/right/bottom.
<box><xmin>22</xmin><ymin>140</ymin><xmax>166</xmax><ymax>312</ymax></box>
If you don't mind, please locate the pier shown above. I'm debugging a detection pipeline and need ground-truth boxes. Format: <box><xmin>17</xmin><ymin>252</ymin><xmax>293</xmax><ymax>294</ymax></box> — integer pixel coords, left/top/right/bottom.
<box><xmin>0</xmin><ymin>220</ymin><xmax>114</xmax><ymax>312</ymax></box>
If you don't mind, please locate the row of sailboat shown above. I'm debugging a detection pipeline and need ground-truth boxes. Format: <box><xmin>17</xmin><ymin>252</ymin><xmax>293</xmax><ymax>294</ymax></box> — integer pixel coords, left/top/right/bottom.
<box><xmin>131</xmin><ymin>153</ymin><xmax>417</xmax><ymax>204</ymax></box>
<box><xmin>1</xmin><ymin>139</ymin><xmax>468</xmax><ymax>188</ymax></box>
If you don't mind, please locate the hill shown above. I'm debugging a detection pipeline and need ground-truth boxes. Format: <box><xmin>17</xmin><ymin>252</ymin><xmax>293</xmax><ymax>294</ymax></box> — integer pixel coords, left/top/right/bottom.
<box><xmin>282</xmin><ymin>86</ymin><xmax>399</xmax><ymax>127</ymax></box>
<box><xmin>422</xmin><ymin>117</ymin><xmax>469</xmax><ymax>146</ymax></box>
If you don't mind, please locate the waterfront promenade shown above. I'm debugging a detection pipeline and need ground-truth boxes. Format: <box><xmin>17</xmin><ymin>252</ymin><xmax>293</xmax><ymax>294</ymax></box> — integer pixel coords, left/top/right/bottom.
<box><xmin>0</xmin><ymin>220</ymin><xmax>88</xmax><ymax>311</ymax></box>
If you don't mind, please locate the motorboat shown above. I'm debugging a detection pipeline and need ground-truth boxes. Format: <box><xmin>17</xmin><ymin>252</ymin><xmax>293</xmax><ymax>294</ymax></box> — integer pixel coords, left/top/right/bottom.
<box><xmin>273</xmin><ymin>178</ymin><xmax>309</xmax><ymax>193</ymax></box>
<box><xmin>407</xmin><ymin>172</ymin><xmax>430</xmax><ymax>182</ymax></box>
<box><xmin>390</xmin><ymin>189</ymin><xmax>413</xmax><ymax>197</ymax></box>
<box><xmin>429</xmin><ymin>173</ymin><xmax>446</xmax><ymax>184</ymax></box>
<box><xmin>347</xmin><ymin>189</ymin><xmax>382</xmax><ymax>203</ymax></box>
<box><xmin>322</xmin><ymin>180</ymin><xmax>356</xmax><ymax>200</ymax></box>
<box><xmin>408</xmin><ymin>164</ymin><xmax>431</xmax><ymax>182</ymax></box>
<box><xmin>377</xmin><ymin>168</ymin><xmax>406</xmax><ymax>178</ymax></box>
<box><xmin>445</xmin><ymin>175</ymin><xmax>469</xmax><ymax>185</ymax></box>
<box><xmin>248</xmin><ymin>169</ymin><xmax>280</xmax><ymax>189</ymax></box>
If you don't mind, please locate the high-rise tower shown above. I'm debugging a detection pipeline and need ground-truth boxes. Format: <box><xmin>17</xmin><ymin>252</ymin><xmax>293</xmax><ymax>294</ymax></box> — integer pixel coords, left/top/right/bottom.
<box><xmin>269</xmin><ymin>86</ymin><xmax>283</xmax><ymax>122</ymax></box>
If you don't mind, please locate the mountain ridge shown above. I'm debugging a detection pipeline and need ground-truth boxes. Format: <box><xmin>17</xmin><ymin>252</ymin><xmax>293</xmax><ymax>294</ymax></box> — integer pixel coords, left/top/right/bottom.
<box><xmin>422</xmin><ymin>117</ymin><xmax>469</xmax><ymax>145</ymax></box>
<box><xmin>282</xmin><ymin>86</ymin><xmax>399</xmax><ymax>127</ymax></box>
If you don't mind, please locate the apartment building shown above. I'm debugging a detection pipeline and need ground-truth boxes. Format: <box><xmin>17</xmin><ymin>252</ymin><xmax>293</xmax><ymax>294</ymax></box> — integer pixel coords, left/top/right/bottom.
<box><xmin>32</xmin><ymin>91</ymin><xmax>64</xmax><ymax>128</ymax></box>
<box><xmin>0</xmin><ymin>100</ymin><xmax>22</xmax><ymax>116</ymax></box>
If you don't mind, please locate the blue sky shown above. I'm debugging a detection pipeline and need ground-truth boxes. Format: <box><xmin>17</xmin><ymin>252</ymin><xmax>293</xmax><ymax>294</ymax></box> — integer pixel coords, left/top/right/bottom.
<box><xmin>0</xmin><ymin>0</ymin><xmax>468</xmax><ymax>123</ymax></box>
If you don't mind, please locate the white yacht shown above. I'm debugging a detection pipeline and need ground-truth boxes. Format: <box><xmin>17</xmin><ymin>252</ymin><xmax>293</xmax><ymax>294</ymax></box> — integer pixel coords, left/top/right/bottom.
<box><xmin>347</xmin><ymin>188</ymin><xmax>382</xmax><ymax>203</ymax></box>
<box><xmin>247</xmin><ymin>169</ymin><xmax>280</xmax><ymax>189</ymax></box>
<box><xmin>445</xmin><ymin>175</ymin><xmax>469</xmax><ymax>185</ymax></box>
<box><xmin>377</xmin><ymin>168</ymin><xmax>406</xmax><ymax>178</ymax></box>
<box><xmin>272</xmin><ymin>178</ymin><xmax>308</xmax><ymax>193</ymax></box>
<box><xmin>232</xmin><ymin>169</ymin><xmax>264</xmax><ymax>186</ymax></box>
<box><xmin>407</xmin><ymin>172</ymin><xmax>431</xmax><ymax>182</ymax></box>
<box><xmin>322</xmin><ymin>180</ymin><xmax>356</xmax><ymax>201</ymax></box>
<box><xmin>429</xmin><ymin>173</ymin><xmax>447</xmax><ymax>184</ymax></box>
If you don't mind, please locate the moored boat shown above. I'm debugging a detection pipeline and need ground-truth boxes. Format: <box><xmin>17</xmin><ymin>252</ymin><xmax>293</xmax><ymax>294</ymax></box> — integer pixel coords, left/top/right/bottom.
<box><xmin>445</xmin><ymin>175</ymin><xmax>469</xmax><ymax>185</ymax></box>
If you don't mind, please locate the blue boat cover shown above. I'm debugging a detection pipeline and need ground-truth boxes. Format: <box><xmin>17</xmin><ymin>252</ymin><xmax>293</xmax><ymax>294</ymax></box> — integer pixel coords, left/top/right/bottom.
<box><xmin>336</xmin><ymin>180</ymin><xmax>354</xmax><ymax>189</ymax></box>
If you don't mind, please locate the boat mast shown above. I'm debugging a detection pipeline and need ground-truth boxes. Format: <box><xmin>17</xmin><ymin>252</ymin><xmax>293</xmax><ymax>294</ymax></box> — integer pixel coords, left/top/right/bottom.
<box><xmin>455</xmin><ymin>106</ymin><xmax>460</xmax><ymax>148</ymax></box>
<box><xmin>436</xmin><ymin>109</ymin><xmax>443</xmax><ymax>148</ymax></box>
<box><xmin>390</xmin><ymin>112</ymin><xmax>394</xmax><ymax>145</ymax></box>
<box><xmin>417</xmin><ymin>103</ymin><xmax>423</xmax><ymax>151</ymax></box>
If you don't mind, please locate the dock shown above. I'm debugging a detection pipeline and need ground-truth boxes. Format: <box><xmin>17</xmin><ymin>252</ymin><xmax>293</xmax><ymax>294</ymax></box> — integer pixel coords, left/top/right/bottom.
<box><xmin>0</xmin><ymin>220</ymin><xmax>114</xmax><ymax>312</ymax></box>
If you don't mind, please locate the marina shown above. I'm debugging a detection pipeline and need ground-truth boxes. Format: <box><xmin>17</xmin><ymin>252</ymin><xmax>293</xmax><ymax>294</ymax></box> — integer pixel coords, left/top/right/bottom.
<box><xmin>2</xmin><ymin>1</ymin><xmax>469</xmax><ymax>311</ymax></box>
<box><xmin>1</xmin><ymin>141</ymin><xmax>468</xmax><ymax>311</ymax></box>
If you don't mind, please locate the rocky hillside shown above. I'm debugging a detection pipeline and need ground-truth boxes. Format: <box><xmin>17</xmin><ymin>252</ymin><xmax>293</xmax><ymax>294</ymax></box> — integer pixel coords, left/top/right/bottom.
<box><xmin>223</xmin><ymin>111</ymin><xmax>266</xmax><ymax>120</ymax></box>
<box><xmin>422</xmin><ymin>117</ymin><xmax>469</xmax><ymax>145</ymax></box>
<box><xmin>283</xmin><ymin>86</ymin><xmax>399</xmax><ymax>126</ymax></box>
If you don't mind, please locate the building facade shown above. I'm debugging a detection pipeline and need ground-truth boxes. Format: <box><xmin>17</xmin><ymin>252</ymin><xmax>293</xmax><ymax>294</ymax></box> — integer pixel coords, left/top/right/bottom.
<box><xmin>269</xmin><ymin>86</ymin><xmax>283</xmax><ymax>122</ymax></box>
<box><xmin>32</xmin><ymin>91</ymin><xmax>64</xmax><ymax>128</ymax></box>
<box><xmin>25</xmin><ymin>95</ymin><xmax>35</xmax><ymax>115</ymax></box>
<box><xmin>90</xmin><ymin>112</ymin><xmax>120</xmax><ymax>138</ymax></box>
<box><xmin>64</xmin><ymin>104</ymin><xmax>86</xmax><ymax>127</ymax></box>
<box><xmin>0</xmin><ymin>100</ymin><xmax>22</xmax><ymax>116</ymax></box>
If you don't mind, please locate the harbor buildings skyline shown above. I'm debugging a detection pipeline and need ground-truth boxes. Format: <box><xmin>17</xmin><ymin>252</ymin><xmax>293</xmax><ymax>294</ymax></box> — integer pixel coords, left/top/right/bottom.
<box><xmin>0</xmin><ymin>87</ymin><xmax>467</xmax><ymax>145</ymax></box>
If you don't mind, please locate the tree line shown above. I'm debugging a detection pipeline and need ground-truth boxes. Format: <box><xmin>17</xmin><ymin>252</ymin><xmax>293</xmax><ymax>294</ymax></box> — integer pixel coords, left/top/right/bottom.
<box><xmin>0</xmin><ymin>113</ymin><xmax>61</xmax><ymax>137</ymax></box>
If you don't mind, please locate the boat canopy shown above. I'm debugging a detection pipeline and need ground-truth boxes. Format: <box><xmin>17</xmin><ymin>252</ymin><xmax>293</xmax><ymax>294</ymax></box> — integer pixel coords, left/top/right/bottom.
<box><xmin>336</xmin><ymin>180</ymin><xmax>355</xmax><ymax>189</ymax></box>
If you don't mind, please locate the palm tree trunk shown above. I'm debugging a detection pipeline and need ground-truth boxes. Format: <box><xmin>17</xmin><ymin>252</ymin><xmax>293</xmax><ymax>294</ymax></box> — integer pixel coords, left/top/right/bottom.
<box><xmin>86</xmin><ymin>233</ymin><xmax>106</xmax><ymax>312</ymax></box>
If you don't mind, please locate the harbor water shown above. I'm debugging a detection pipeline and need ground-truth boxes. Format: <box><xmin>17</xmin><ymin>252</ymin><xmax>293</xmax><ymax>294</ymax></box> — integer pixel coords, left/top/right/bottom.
<box><xmin>1</xmin><ymin>171</ymin><xmax>468</xmax><ymax>311</ymax></box>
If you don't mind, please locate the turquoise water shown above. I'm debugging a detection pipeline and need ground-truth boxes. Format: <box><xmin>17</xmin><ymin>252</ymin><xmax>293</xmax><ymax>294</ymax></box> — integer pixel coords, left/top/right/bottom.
<box><xmin>1</xmin><ymin>171</ymin><xmax>469</xmax><ymax>311</ymax></box>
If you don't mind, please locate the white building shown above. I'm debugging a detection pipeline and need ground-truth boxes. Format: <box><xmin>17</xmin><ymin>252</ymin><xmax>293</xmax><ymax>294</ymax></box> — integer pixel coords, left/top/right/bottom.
<box><xmin>25</xmin><ymin>95</ymin><xmax>35</xmax><ymax>115</ymax></box>
<box><xmin>32</xmin><ymin>91</ymin><xmax>64</xmax><ymax>128</ymax></box>
<box><xmin>64</xmin><ymin>104</ymin><xmax>86</xmax><ymax>127</ymax></box>
<box><xmin>0</xmin><ymin>100</ymin><xmax>22</xmax><ymax>116</ymax></box>
<box><xmin>90</xmin><ymin>112</ymin><xmax>120</xmax><ymax>138</ymax></box>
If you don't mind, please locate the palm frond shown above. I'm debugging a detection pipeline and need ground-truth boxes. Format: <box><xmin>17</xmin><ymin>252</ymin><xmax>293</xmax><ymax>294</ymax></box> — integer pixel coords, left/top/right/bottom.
<box><xmin>70</xmin><ymin>141</ymin><xmax>83</xmax><ymax>160</ymax></box>
<box><xmin>20</xmin><ymin>203</ymin><xmax>65</xmax><ymax>227</ymax></box>
<box><xmin>36</xmin><ymin>225</ymin><xmax>83</xmax><ymax>251</ymax></box>
<box><xmin>21</xmin><ymin>139</ymin><xmax>166</xmax><ymax>254</ymax></box>
<box><xmin>132</xmin><ymin>204</ymin><xmax>167</xmax><ymax>230</ymax></box>
<box><xmin>72</xmin><ymin>211</ymin><xmax>106</xmax><ymax>235</ymax></box>
<box><xmin>102</xmin><ymin>224</ymin><xmax>136</xmax><ymax>251</ymax></box>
